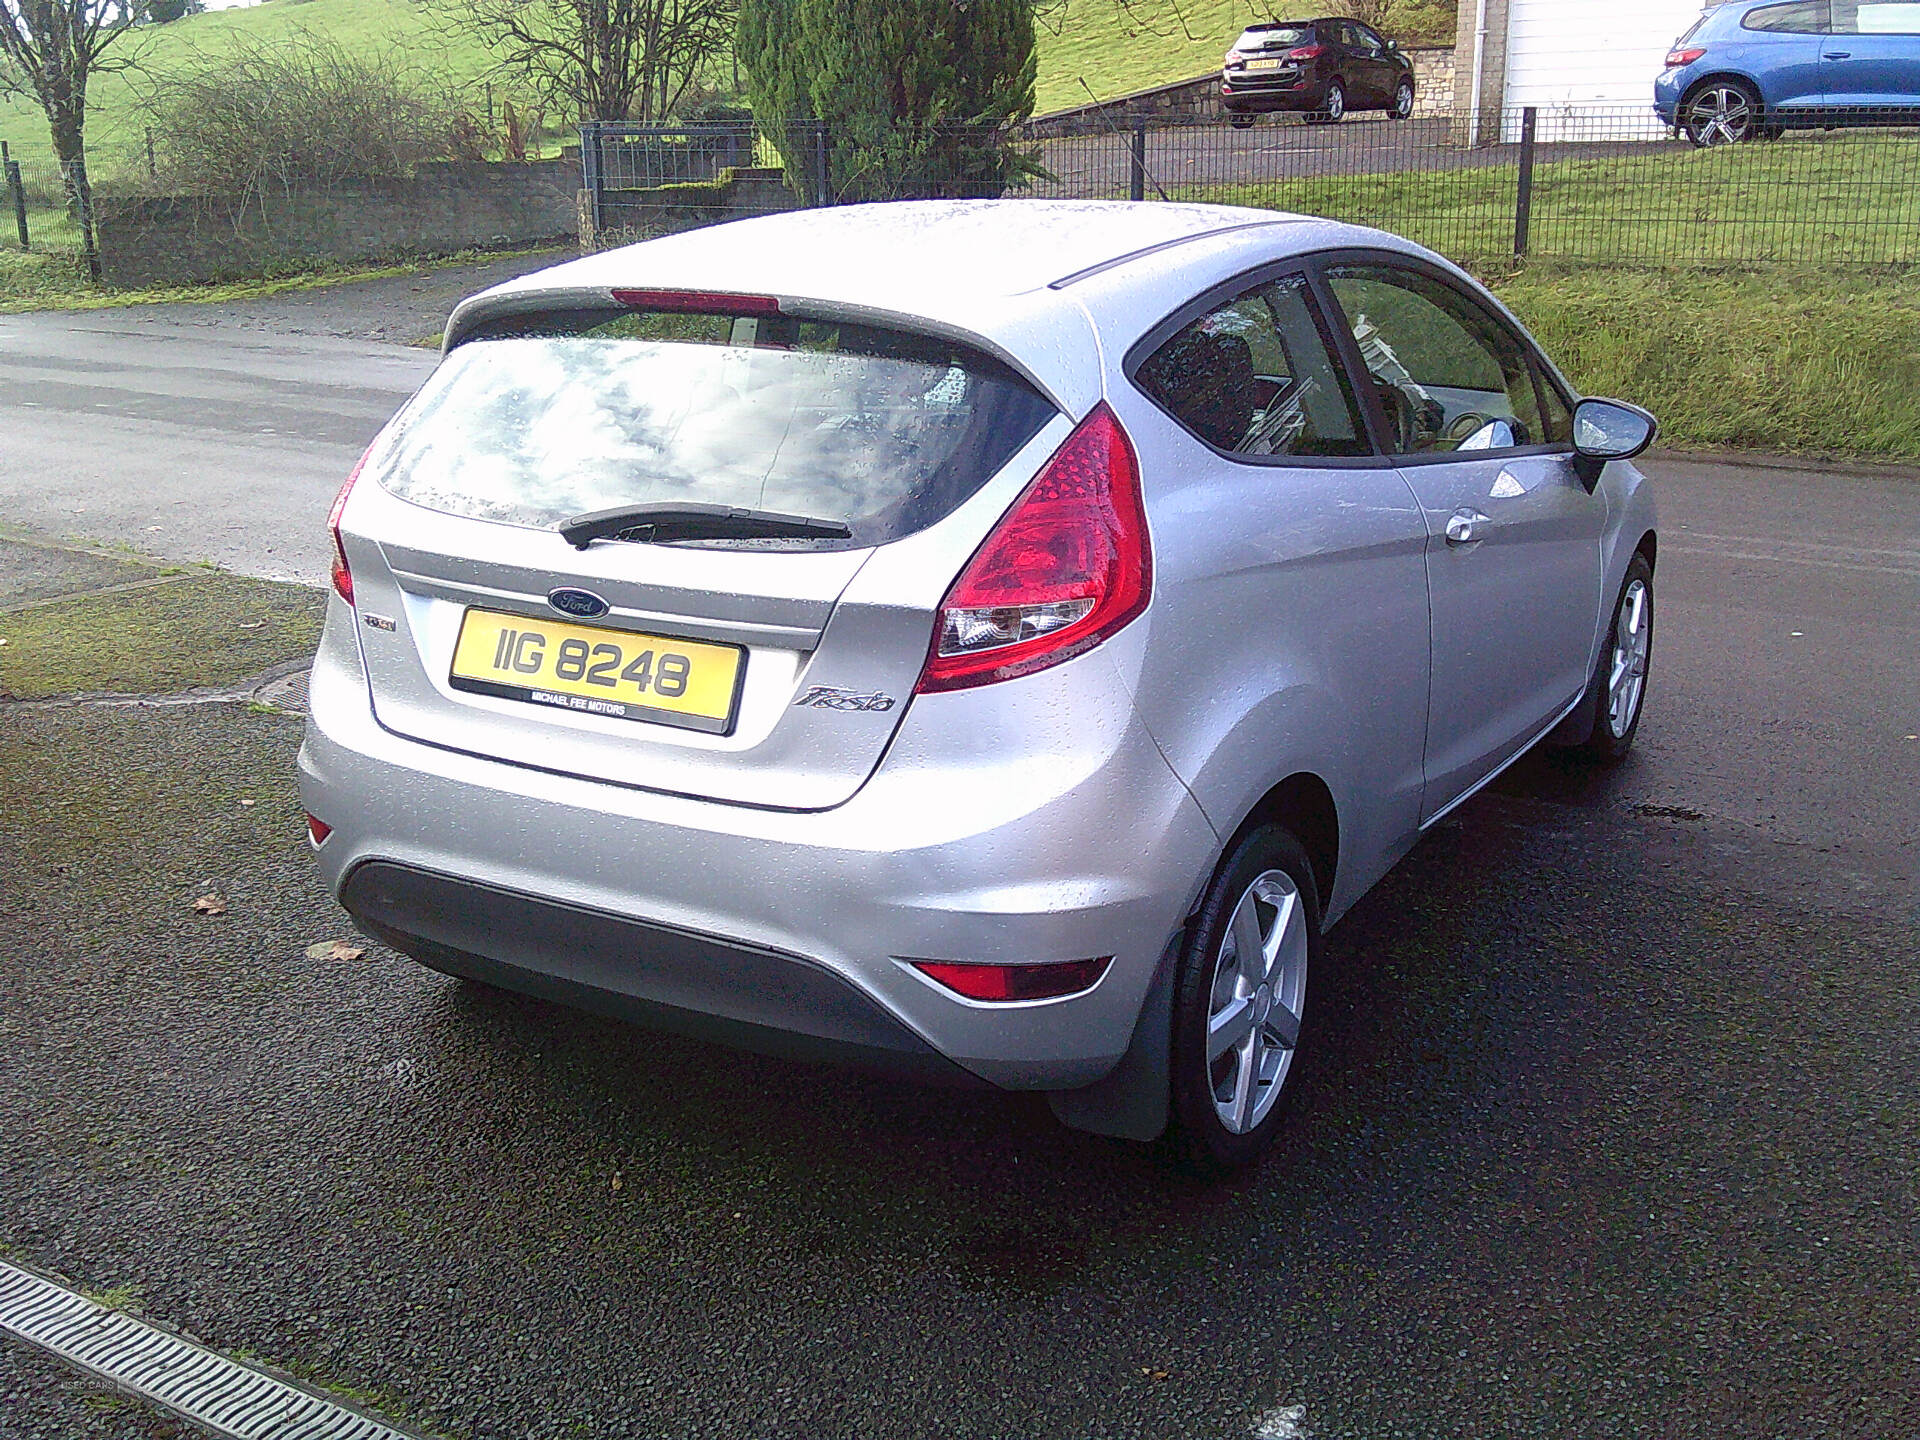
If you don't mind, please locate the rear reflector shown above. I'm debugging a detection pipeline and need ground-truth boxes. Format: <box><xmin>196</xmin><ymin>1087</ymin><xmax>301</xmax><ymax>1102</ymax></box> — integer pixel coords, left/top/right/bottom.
<box><xmin>911</xmin><ymin>957</ymin><xmax>1112</xmax><ymax>1002</ymax></box>
<box><xmin>306</xmin><ymin>814</ymin><xmax>332</xmax><ymax>846</ymax></box>
<box><xmin>611</xmin><ymin>289</ymin><xmax>781</xmax><ymax>316</ymax></box>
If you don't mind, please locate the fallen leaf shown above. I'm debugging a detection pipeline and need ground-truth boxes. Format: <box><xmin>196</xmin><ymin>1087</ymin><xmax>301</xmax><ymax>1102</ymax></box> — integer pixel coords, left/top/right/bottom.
<box><xmin>303</xmin><ymin>940</ymin><xmax>366</xmax><ymax>962</ymax></box>
<box><xmin>611</xmin><ymin>1172</ymin><xmax>623</xmax><ymax>1193</ymax></box>
<box><xmin>239</xmin><ymin>798</ymin><xmax>256</xmax><ymax>807</ymax></box>
<box><xmin>191</xmin><ymin>894</ymin><xmax>227</xmax><ymax>916</ymax></box>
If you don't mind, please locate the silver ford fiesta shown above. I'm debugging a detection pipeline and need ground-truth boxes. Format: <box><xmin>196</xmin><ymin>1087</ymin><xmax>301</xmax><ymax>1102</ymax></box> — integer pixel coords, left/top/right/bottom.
<box><xmin>300</xmin><ymin>200</ymin><xmax>1658</xmax><ymax>1172</ymax></box>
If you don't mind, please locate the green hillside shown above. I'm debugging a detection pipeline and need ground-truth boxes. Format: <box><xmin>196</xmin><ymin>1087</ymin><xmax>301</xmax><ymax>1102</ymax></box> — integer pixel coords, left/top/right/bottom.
<box><xmin>0</xmin><ymin>0</ymin><xmax>1450</xmax><ymax>192</ymax></box>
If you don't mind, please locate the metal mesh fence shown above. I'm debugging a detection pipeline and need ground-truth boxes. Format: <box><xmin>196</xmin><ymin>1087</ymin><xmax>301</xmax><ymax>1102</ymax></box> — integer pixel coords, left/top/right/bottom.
<box><xmin>581</xmin><ymin>106</ymin><xmax>1920</xmax><ymax>270</ymax></box>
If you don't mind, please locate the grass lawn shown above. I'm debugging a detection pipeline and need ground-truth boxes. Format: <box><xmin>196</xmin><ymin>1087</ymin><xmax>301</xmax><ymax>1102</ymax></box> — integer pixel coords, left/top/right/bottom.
<box><xmin>1496</xmin><ymin>266</ymin><xmax>1920</xmax><ymax>463</ymax></box>
<box><xmin>1181</xmin><ymin>128</ymin><xmax>1920</xmax><ymax>269</ymax></box>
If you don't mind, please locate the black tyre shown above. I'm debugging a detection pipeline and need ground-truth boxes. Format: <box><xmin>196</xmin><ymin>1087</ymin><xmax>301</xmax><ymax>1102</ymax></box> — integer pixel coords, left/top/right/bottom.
<box><xmin>1571</xmin><ymin>554</ymin><xmax>1654</xmax><ymax>764</ymax></box>
<box><xmin>1307</xmin><ymin>79</ymin><xmax>1346</xmax><ymax>125</ymax></box>
<box><xmin>1169</xmin><ymin>824</ymin><xmax>1321</xmax><ymax>1176</ymax></box>
<box><xmin>1391</xmin><ymin>77</ymin><xmax>1415</xmax><ymax>120</ymax></box>
<box><xmin>1229</xmin><ymin>113</ymin><xmax>1255</xmax><ymax>129</ymax></box>
<box><xmin>1682</xmin><ymin>80</ymin><xmax>1761</xmax><ymax>146</ymax></box>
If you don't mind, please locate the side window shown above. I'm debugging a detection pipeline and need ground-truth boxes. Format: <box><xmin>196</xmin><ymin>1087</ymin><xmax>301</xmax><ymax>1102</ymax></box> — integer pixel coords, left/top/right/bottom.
<box><xmin>1352</xmin><ymin>21</ymin><xmax>1387</xmax><ymax>50</ymax></box>
<box><xmin>1833</xmin><ymin>1</ymin><xmax>1920</xmax><ymax>33</ymax></box>
<box><xmin>1135</xmin><ymin>273</ymin><xmax>1370</xmax><ymax>458</ymax></box>
<box><xmin>1744</xmin><ymin>1</ymin><xmax>1831</xmax><ymax>33</ymax></box>
<box><xmin>1324</xmin><ymin>264</ymin><xmax>1548</xmax><ymax>456</ymax></box>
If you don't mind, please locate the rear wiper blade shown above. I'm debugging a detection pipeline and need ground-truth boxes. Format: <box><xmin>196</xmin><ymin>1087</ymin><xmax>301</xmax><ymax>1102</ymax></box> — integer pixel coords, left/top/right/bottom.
<box><xmin>559</xmin><ymin>503</ymin><xmax>853</xmax><ymax>549</ymax></box>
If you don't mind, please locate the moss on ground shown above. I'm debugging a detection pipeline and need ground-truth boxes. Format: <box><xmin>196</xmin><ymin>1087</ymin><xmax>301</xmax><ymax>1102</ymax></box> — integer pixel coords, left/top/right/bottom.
<box><xmin>0</xmin><ymin>574</ymin><xmax>323</xmax><ymax>700</ymax></box>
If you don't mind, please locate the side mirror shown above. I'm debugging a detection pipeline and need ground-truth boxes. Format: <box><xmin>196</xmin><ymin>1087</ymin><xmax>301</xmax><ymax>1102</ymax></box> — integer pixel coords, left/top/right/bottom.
<box><xmin>1571</xmin><ymin>397</ymin><xmax>1657</xmax><ymax>489</ymax></box>
<box><xmin>1387</xmin><ymin>38</ymin><xmax>1400</xmax><ymax>51</ymax></box>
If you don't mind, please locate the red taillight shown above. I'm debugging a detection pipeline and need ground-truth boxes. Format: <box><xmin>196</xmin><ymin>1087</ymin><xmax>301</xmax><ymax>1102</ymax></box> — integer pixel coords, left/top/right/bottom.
<box><xmin>1285</xmin><ymin>44</ymin><xmax>1327</xmax><ymax>59</ymax></box>
<box><xmin>916</xmin><ymin>402</ymin><xmax>1150</xmax><ymax>694</ymax></box>
<box><xmin>306</xmin><ymin>814</ymin><xmax>332</xmax><ymax>846</ymax></box>
<box><xmin>911</xmin><ymin>957</ymin><xmax>1112</xmax><ymax>1002</ymax></box>
<box><xmin>328</xmin><ymin>447</ymin><xmax>370</xmax><ymax>605</ymax></box>
<box><xmin>610</xmin><ymin>289</ymin><xmax>781</xmax><ymax>316</ymax></box>
<box><xmin>1666</xmin><ymin>46</ymin><xmax>1706</xmax><ymax>66</ymax></box>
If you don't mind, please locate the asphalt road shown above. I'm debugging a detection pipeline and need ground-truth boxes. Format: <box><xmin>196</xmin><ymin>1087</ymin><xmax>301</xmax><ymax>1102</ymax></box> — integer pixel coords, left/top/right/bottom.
<box><xmin>1</xmin><ymin>284</ymin><xmax>1917</xmax><ymax>1439</ymax></box>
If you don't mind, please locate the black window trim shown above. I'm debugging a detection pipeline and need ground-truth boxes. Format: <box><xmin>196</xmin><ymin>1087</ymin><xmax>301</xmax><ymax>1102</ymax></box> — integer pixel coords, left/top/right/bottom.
<box><xmin>1305</xmin><ymin>247</ymin><xmax>1580</xmax><ymax>466</ymax></box>
<box><xmin>1122</xmin><ymin>259</ymin><xmax>1389</xmax><ymax>469</ymax></box>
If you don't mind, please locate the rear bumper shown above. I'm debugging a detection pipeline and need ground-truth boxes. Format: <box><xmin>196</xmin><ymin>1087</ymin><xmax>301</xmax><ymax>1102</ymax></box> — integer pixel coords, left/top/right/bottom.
<box><xmin>1221</xmin><ymin>75</ymin><xmax>1318</xmax><ymax>113</ymax></box>
<box><xmin>299</xmin><ymin>596</ymin><xmax>1218</xmax><ymax>1092</ymax></box>
<box><xmin>343</xmin><ymin>861</ymin><xmax>987</xmax><ymax>1086</ymax></box>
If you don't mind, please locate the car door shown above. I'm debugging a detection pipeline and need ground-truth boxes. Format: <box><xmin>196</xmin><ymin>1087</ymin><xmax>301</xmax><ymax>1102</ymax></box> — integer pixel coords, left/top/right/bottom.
<box><xmin>1116</xmin><ymin>266</ymin><xmax>1433</xmax><ymax>906</ymax></box>
<box><xmin>1317</xmin><ymin>257</ymin><xmax>1605</xmax><ymax>822</ymax></box>
<box><xmin>1739</xmin><ymin>0</ymin><xmax>1834</xmax><ymax>110</ymax></box>
<box><xmin>1348</xmin><ymin>21</ymin><xmax>1399</xmax><ymax>105</ymax></box>
<box><xmin>1822</xmin><ymin>0</ymin><xmax>1920</xmax><ymax>105</ymax></box>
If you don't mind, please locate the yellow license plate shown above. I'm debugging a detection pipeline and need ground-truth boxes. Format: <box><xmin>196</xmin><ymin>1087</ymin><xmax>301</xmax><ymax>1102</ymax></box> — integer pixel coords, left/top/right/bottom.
<box><xmin>449</xmin><ymin>608</ymin><xmax>745</xmax><ymax>735</ymax></box>
<box><xmin>1247</xmin><ymin>57</ymin><xmax>1284</xmax><ymax>70</ymax></box>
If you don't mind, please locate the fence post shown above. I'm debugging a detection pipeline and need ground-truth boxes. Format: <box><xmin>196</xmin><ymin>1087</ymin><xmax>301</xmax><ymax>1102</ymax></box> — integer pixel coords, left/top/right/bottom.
<box><xmin>813</xmin><ymin>121</ymin><xmax>829</xmax><ymax>207</ymax></box>
<box><xmin>1</xmin><ymin>142</ymin><xmax>23</xmax><ymax>252</ymax></box>
<box><xmin>5</xmin><ymin>162</ymin><xmax>24</xmax><ymax>251</ymax></box>
<box><xmin>1129</xmin><ymin>111</ymin><xmax>1147</xmax><ymax>202</ymax></box>
<box><xmin>579</xmin><ymin>122</ymin><xmax>603</xmax><ymax>237</ymax></box>
<box><xmin>1512</xmin><ymin>106</ymin><xmax>1537</xmax><ymax>259</ymax></box>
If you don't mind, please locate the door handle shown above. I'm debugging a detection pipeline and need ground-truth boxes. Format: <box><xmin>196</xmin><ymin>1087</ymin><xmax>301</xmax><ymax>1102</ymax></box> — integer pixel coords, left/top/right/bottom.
<box><xmin>1823</xmin><ymin>50</ymin><xmax>1851</xmax><ymax>58</ymax></box>
<box><xmin>1444</xmin><ymin>510</ymin><xmax>1490</xmax><ymax>546</ymax></box>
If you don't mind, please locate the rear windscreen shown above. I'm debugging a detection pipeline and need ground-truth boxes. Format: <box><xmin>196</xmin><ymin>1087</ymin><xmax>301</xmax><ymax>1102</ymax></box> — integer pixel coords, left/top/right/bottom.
<box><xmin>374</xmin><ymin>308</ymin><xmax>1059</xmax><ymax>547</ymax></box>
<box><xmin>1238</xmin><ymin>25</ymin><xmax>1311</xmax><ymax>47</ymax></box>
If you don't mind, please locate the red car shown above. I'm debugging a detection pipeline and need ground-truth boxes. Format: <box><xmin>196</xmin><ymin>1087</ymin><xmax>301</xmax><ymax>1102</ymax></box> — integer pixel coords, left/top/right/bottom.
<box><xmin>1221</xmin><ymin>16</ymin><xmax>1418</xmax><ymax>126</ymax></box>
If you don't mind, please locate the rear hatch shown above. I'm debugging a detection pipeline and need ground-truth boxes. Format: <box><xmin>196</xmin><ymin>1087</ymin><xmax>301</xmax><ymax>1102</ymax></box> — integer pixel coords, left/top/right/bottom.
<box><xmin>338</xmin><ymin>295</ymin><xmax>1062</xmax><ymax>811</ymax></box>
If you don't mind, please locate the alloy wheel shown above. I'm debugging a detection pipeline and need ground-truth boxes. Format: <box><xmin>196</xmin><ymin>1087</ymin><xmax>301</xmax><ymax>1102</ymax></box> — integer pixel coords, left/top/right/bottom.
<box><xmin>1393</xmin><ymin>80</ymin><xmax>1414</xmax><ymax>119</ymax></box>
<box><xmin>1607</xmin><ymin>577</ymin><xmax>1651</xmax><ymax>738</ymax></box>
<box><xmin>1686</xmin><ymin>86</ymin><xmax>1756</xmax><ymax>146</ymax></box>
<box><xmin>1325</xmin><ymin>82</ymin><xmax>1346</xmax><ymax>122</ymax></box>
<box><xmin>1205</xmin><ymin>869</ymin><xmax>1308</xmax><ymax>1135</ymax></box>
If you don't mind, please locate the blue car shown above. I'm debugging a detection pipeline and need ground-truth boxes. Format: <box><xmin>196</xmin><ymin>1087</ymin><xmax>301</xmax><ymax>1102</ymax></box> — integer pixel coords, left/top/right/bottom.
<box><xmin>1655</xmin><ymin>0</ymin><xmax>1920</xmax><ymax>145</ymax></box>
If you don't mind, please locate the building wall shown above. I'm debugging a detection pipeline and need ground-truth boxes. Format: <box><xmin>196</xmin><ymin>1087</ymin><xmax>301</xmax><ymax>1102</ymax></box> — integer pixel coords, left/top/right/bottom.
<box><xmin>97</xmin><ymin>160</ymin><xmax>578</xmax><ymax>287</ymax></box>
<box><xmin>1451</xmin><ymin>0</ymin><xmax>1514</xmax><ymax>142</ymax></box>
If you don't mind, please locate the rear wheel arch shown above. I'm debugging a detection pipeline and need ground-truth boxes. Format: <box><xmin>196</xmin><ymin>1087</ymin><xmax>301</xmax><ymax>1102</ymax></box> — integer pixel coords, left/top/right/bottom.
<box><xmin>1228</xmin><ymin>772</ymin><xmax>1340</xmax><ymax>911</ymax></box>
<box><xmin>1681</xmin><ymin>72</ymin><xmax>1765</xmax><ymax>110</ymax></box>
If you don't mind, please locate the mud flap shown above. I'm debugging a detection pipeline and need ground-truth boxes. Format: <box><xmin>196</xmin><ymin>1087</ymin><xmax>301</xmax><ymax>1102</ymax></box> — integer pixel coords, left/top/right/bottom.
<box><xmin>1045</xmin><ymin>927</ymin><xmax>1183</xmax><ymax>1142</ymax></box>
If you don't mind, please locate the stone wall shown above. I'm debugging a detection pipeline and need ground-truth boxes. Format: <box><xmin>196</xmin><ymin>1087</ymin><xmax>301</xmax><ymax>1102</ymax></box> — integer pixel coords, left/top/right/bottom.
<box><xmin>1025</xmin><ymin>46</ymin><xmax>1456</xmax><ymax>137</ymax></box>
<box><xmin>96</xmin><ymin>159</ymin><xmax>578</xmax><ymax>287</ymax></box>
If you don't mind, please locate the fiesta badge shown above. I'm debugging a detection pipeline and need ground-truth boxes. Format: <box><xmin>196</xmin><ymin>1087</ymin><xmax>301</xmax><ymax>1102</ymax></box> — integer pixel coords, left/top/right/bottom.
<box><xmin>548</xmin><ymin>587</ymin><xmax>611</xmax><ymax>620</ymax></box>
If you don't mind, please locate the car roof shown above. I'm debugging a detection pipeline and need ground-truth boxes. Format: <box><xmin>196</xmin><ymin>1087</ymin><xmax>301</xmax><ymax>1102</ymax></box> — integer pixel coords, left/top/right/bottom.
<box><xmin>479</xmin><ymin>200</ymin><xmax>1307</xmax><ymax>307</ymax></box>
<box><xmin>450</xmin><ymin>200</ymin><xmax>1433</xmax><ymax>413</ymax></box>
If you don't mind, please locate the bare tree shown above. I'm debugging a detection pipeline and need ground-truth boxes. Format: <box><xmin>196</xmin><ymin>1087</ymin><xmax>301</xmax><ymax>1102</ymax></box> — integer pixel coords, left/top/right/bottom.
<box><xmin>440</xmin><ymin>0</ymin><xmax>737</xmax><ymax>125</ymax></box>
<box><xmin>0</xmin><ymin>0</ymin><xmax>139</xmax><ymax>273</ymax></box>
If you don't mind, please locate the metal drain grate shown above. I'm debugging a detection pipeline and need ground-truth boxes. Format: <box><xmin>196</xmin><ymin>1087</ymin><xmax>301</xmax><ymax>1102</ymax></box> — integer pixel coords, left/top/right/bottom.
<box><xmin>252</xmin><ymin>668</ymin><xmax>312</xmax><ymax>715</ymax></box>
<box><xmin>0</xmin><ymin>1260</ymin><xmax>425</xmax><ymax>1440</ymax></box>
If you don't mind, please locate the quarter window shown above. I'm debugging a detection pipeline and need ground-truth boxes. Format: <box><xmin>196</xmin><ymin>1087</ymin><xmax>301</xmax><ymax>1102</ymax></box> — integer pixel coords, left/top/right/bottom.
<box><xmin>1743</xmin><ymin>1</ymin><xmax>1831</xmax><ymax>33</ymax></box>
<box><xmin>1324</xmin><ymin>265</ymin><xmax>1549</xmax><ymax>457</ymax></box>
<box><xmin>1134</xmin><ymin>274</ymin><xmax>1370</xmax><ymax>458</ymax></box>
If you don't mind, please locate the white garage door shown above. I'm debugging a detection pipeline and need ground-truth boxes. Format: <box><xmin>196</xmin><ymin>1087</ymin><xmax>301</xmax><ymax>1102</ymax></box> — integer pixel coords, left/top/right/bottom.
<box><xmin>1501</xmin><ymin>0</ymin><xmax>1710</xmax><ymax>137</ymax></box>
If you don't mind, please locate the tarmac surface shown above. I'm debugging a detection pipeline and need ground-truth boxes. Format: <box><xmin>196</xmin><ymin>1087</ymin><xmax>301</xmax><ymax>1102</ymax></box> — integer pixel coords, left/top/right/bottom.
<box><xmin>1</xmin><ymin>265</ymin><xmax>1916</xmax><ymax>1439</ymax></box>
